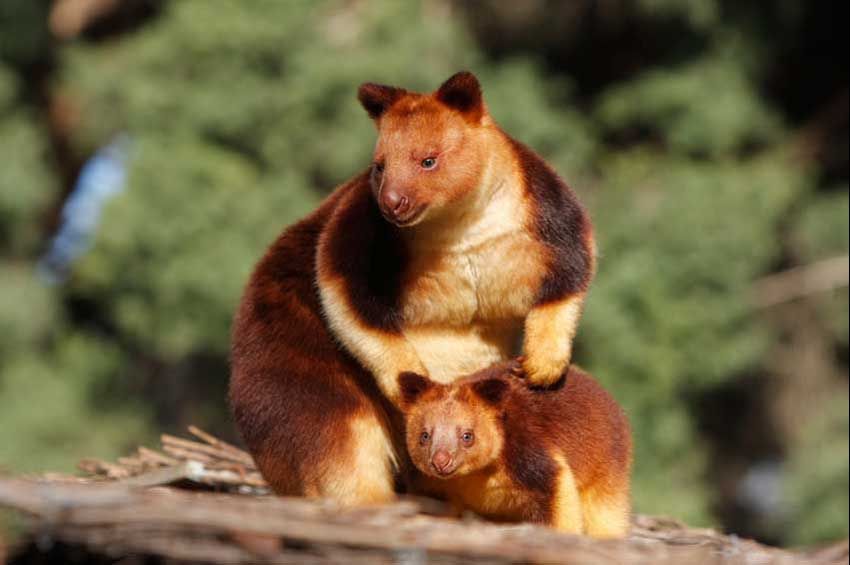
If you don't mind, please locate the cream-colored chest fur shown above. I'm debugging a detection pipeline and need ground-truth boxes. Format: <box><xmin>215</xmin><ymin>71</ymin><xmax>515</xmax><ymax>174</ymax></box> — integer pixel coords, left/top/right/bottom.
<box><xmin>399</xmin><ymin>180</ymin><xmax>547</xmax><ymax>381</ymax></box>
<box><xmin>402</xmin><ymin>230</ymin><xmax>543</xmax><ymax>325</ymax></box>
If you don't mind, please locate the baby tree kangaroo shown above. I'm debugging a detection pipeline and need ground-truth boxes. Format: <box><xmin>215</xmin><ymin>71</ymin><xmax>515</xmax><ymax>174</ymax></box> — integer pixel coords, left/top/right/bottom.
<box><xmin>400</xmin><ymin>361</ymin><xmax>632</xmax><ymax>538</ymax></box>
<box><xmin>230</xmin><ymin>72</ymin><xmax>595</xmax><ymax>505</ymax></box>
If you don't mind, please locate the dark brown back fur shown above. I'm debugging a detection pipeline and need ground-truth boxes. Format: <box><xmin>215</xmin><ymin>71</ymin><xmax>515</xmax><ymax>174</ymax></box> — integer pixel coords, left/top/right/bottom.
<box><xmin>229</xmin><ymin>175</ymin><xmax>404</xmax><ymax>494</ymax></box>
<box><xmin>462</xmin><ymin>363</ymin><xmax>632</xmax><ymax>496</ymax></box>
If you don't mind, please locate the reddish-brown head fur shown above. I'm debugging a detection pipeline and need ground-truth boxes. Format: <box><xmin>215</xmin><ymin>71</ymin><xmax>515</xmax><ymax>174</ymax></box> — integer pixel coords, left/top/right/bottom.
<box><xmin>357</xmin><ymin>72</ymin><xmax>491</xmax><ymax>227</ymax></box>
<box><xmin>399</xmin><ymin>370</ymin><xmax>507</xmax><ymax>479</ymax></box>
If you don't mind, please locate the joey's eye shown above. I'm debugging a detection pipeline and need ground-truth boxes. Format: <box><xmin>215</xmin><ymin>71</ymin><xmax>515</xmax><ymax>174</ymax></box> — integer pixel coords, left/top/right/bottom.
<box><xmin>461</xmin><ymin>431</ymin><xmax>475</xmax><ymax>446</ymax></box>
<box><xmin>421</xmin><ymin>157</ymin><xmax>437</xmax><ymax>170</ymax></box>
<box><xmin>419</xmin><ymin>431</ymin><xmax>431</xmax><ymax>445</ymax></box>
<box><xmin>373</xmin><ymin>162</ymin><xmax>385</xmax><ymax>173</ymax></box>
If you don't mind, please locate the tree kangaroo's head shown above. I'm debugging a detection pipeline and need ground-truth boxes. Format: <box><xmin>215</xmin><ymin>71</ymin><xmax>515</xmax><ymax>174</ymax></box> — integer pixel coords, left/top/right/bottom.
<box><xmin>357</xmin><ymin>72</ymin><xmax>493</xmax><ymax>227</ymax></box>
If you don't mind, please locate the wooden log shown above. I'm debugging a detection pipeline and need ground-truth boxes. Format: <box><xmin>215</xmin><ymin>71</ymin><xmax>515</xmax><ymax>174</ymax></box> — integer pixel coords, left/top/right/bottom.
<box><xmin>1</xmin><ymin>478</ymin><xmax>843</xmax><ymax>565</ymax></box>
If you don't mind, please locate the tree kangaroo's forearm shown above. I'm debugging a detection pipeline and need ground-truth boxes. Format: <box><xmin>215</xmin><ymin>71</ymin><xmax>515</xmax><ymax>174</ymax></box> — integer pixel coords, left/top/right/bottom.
<box><xmin>522</xmin><ymin>292</ymin><xmax>585</xmax><ymax>386</ymax></box>
<box><xmin>318</xmin><ymin>277</ymin><xmax>426</xmax><ymax>403</ymax></box>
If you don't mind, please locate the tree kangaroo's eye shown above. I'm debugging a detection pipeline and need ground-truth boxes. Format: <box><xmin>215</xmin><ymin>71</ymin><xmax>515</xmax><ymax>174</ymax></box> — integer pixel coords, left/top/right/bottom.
<box><xmin>419</xmin><ymin>431</ymin><xmax>431</xmax><ymax>445</ymax></box>
<box><xmin>421</xmin><ymin>157</ymin><xmax>437</xmax><ymax>169</ymax></box>
<box><xmin>373</xmin><ymin>161</ymin><xmax>385</xmax><ymax>173</ymax></box>
<box><xmin>461</xmin><ymin>431</ymin><xmax>475</xmax><ymax>446</ymax></box>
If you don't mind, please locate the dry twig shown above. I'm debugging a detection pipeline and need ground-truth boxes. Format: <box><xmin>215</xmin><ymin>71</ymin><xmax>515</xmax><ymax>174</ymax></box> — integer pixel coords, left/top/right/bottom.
<box><xmin>752</xmin><ymin>255</ymin><xmax>849</xmax><ymax>308</ymax></box>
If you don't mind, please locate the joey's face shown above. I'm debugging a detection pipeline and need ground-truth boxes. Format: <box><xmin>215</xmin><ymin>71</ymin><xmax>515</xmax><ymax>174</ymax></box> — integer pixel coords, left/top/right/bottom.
<box><xmin>357</xmin><ymin>72</ymin><xmax>489</xmax><ymax>227</ymax></box>
<box><xmin>405</xmin><ymin>391</ymin><xmax>503</xmax><ymax>479</ymax></box>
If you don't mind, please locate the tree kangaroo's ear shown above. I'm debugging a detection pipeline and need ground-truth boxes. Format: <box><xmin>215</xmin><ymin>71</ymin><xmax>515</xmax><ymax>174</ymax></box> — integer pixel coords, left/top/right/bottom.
<box><xmin>398</xmin><ymin>372</ymin><xmax>435</xmax><ymax>406</ymax></box>
<box><xmin>434</xmin><ymin>71</ymin><xmax>484</xmax><ymax>122</ymax></box>
<box><xmin>471</xmin><ymin>377</ymin><xmax>509</xmax><ymax>406</ymax></box>
<box><xmin>357</xmin><ymin>82</ymin><xmax>406</xmax><ymax>120</ymax></box>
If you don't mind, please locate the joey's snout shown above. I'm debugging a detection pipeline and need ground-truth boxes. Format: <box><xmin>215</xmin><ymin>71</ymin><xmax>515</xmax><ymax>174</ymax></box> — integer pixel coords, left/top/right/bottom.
<box><xmin>430</xmin><ymin>448</ymin><xmax>457</xmax><ymax>476</ymax></box>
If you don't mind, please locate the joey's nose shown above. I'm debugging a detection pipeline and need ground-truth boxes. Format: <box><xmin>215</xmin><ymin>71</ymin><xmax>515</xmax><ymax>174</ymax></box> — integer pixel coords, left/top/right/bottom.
<box><xmin>432</xmin><ymin>450</ymin><xmax>453</xmax><ymax>474</ymax></box>
<box><xmin>381</xmin><ymin>189</ymin><xmax>410</xmax><ymax>218</ymax></box>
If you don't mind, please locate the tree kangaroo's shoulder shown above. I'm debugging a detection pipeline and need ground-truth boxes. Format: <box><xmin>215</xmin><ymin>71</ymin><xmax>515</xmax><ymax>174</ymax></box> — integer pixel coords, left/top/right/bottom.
<box><xmin>501</xmin><ymin>134</ymin><xmax>595</xmax><ymax>302</ymax></box>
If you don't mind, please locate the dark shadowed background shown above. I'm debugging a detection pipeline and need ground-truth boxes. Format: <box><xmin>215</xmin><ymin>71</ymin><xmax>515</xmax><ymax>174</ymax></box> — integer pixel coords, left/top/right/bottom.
<box><xmin>0</xmin><ymin>0</ymin><xmax>846</xmax><ymax>547</ymax></box>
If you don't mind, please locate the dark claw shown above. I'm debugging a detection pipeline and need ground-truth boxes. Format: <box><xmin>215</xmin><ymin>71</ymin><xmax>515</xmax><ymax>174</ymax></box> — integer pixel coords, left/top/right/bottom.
<box><xmin>507</xmin><ymin>357</ymin><xmax>526</xmax><ymax>378</ymax></box>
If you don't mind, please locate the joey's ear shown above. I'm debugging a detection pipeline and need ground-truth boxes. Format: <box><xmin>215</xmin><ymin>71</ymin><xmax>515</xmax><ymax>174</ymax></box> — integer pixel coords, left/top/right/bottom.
<box><xmin>398</xmin><ymin>372</ymin><xmax>435</xmax><ymax>406</ymax></box>
<box><xmin>435</xmin><ymin>71</ymin><xmax>483</xmax><ymax>121</ymax></box>
<box><xmin>471</xmin><ymin>378</ymin><xmax>509</xmax><ymax>406</ymax></box>
<box><xmin>358</xmin><ymin>83</ymin><xmax>405</xmax><ymax>120</ymax></box>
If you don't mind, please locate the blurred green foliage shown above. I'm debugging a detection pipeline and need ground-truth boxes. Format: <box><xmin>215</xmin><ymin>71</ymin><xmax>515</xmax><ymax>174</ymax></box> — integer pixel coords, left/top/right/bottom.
<box><xmin>582</xmin><ymin>151</ymin><xmax>808</xmax><ymax>521</ymax></box>
<box><xmin>0</xmin><ymin>59</ymin><xmax>153</xmax><ymax>466</ymax></box>
<box><xmin>792</xmin><ymin>190</ymin><xmax>850</xmax><ymax>344</ymax></box>
<box><xmin>0</xmin><ymin>67</ymin><xmax>55</xmax><ymax>256</ymax></box>
<box><xmin>0</xmin><ymin>0</ymin><xmax>846</xmax><ymax>545</ymax></box>
<box><xmin>784</xmin><ymin>393</ymin><xmax>849</xmax><ymax>545</ymax></box>
<box><xmin>0</xmin><ymin>0</ymin><xmax>50</xmax><ymax>67</ymax></box>
<box><xmin>0</xmin><ymin>329</ymin><xmax>152</xmax><ymax>473</ymax></box>
<box><xmin>596</xmin><ymin>55</ymin><xmax>783</xmax><ymax>156</ymax></box>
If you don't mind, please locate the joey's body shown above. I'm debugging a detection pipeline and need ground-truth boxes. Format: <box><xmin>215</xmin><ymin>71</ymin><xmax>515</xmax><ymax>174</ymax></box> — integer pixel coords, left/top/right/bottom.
<box><xmin>400</xmin><ymin>362</ymin><xmax>633</xmax><ymax>537</ymax></box>
<box><xmin>230</xmin><ymin>72</ymin><xmax>594</xmax><ymax>504</ymax></box>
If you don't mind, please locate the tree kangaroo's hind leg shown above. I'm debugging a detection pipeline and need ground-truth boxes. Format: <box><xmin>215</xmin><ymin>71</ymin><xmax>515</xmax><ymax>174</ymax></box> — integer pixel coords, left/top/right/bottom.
<box><xmin>305</xmin><ymin>409</ymin><xmax>398</xmax><ymax>506</ymax></box>
<box><xmin>234</xmin><ymin>362</ymin><xmax>399</xmax><ymax>507</ymax></box>
<box><xmin>551</xmin><ymin>458</ymin><xmax>584</xmax><ymax>534</ymax></box>
<box><xmin>580</xmin><ymin>481</ymin><xmax>631</xmax><ymax>539</ymax></box>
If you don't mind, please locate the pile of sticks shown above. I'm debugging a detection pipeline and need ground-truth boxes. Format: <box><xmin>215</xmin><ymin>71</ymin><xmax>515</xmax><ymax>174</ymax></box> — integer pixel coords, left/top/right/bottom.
<box><xmin>75</xmin><ymin>425</ymin><xmax>268</xmax><ymax>493</ymax></box>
